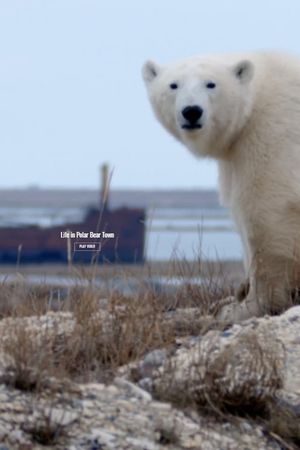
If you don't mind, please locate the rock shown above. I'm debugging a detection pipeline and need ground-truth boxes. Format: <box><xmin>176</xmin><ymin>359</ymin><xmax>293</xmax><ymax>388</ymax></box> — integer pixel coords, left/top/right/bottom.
<box><xmin>0</xmin><ymin>378</ymin><xmax>282</xmax><ymax>449</ymax></box>
<box><xmin>42</xmin><ymin>407</ymin><xmax>78</xmax><ymax>426</ymax></box>
<box><xmin>0</xmin><ymin>303</ymin><xmax>299</xmax><ymax>448</ymax></box>
<box><xmin>152</xmin><ymin>306</ymin><xmax>300</xmax><ymax>410</ymax></box>
<box><xmin>114</xmin><ymin>377</ymin><xmax>152</xmax><ymax>401</ymax></box>
<box><xmin>140</xmin><ymin>349</ymin><xmax>168</xmax><ymax>379</ymax></box>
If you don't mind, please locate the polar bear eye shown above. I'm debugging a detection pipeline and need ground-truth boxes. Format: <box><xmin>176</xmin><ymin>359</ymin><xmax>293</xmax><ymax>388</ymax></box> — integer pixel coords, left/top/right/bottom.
<box><xmin>206</xmin><ymin>82</ymin><xmax>216</xmax><ymax>89</ymax></box>
<box><xmin>169</xmin><ymin>83</ymin><xmax>178</xmax><ymax>90</ymax></box>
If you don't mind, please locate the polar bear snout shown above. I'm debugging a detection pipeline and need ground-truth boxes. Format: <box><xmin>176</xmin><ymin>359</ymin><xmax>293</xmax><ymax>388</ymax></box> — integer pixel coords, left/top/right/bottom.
<box><xmin>181</xmin><ymin>105</ymin><xmax>203</xmax><ymax>130</ymax></box>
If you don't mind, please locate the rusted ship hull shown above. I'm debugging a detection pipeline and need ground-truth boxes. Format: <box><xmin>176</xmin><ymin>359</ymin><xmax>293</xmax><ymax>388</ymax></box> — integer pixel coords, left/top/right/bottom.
<box><xmin>0</xmin><ymin>207</ymin><xmax>145</xmax><ymax>264</ymax></box>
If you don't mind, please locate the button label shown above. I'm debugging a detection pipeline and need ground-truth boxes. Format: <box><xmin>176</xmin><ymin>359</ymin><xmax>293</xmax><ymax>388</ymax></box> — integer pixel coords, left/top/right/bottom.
<box><xmin>74</xmin><ymin>242</ymin><xmax>101</xmax><ymax>252</ymax></box>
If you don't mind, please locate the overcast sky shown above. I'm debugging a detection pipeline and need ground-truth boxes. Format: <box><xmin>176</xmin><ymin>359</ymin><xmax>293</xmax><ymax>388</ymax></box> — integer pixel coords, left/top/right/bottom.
<box><xmin>0</xmin><ymin>0</ymin><xmax>299</xmax><ymax>189</ymax></box>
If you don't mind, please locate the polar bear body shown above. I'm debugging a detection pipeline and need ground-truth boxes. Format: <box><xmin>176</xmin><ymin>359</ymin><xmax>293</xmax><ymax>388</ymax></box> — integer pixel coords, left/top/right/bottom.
<box><xmin>142</xmin><ymin>52</ymin><xmax>300</xmax><ymax>322</ymax></box>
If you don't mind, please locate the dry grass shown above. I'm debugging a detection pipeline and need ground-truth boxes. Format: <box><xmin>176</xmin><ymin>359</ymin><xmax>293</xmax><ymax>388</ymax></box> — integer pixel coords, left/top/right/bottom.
<box><xmin>0</xmin><ymin>257</ymin><xmax>232</xmax><ymax>387</ymax></box>
<box><xmin>60</xmin><ymin>291</ymin><xmax>177</xmax><ymax>381</ymax></box>
<box><xmin>0</xmin><ymin>259</ymin><xmax>299</xmax><ymax>449</ymax></box>
<box><xmin>2</xmin><ymin>325</ymin><xmax>57</xmax><ymax>391</ymax></box>
<box><xmin>266</xmin><ymin>400</ymin><xmax>300</xmax><ymax>449</ymax></box>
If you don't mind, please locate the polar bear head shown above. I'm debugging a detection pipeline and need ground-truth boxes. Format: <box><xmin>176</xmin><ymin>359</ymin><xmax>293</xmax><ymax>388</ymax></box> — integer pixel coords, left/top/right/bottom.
<box><xmin>142</xmin><ymin>56</ymin><xmax>255</xmax><ymax>158</ymax></box>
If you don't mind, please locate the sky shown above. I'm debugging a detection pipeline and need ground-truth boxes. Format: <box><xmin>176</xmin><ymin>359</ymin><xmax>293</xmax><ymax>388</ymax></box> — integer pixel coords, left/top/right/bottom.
<box><xmin>0</xmin><ymin>0</ymin><xmax>300</xmax><ymax>189</ymax></box>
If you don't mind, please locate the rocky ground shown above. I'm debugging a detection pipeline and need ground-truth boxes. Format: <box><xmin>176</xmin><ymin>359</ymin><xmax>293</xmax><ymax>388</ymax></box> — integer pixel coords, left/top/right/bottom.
<box><xmin>0</xmin><ymin>280</ymin><xmax>299</xmax><ymax>449</ymax></box>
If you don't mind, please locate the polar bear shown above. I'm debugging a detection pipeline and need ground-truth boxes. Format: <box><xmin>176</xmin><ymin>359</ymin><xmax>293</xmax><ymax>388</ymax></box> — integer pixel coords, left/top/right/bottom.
<box><xmin>142</xmin><ymin>51</ymin><xmax>300</xmax><ymax>323</ymax></box>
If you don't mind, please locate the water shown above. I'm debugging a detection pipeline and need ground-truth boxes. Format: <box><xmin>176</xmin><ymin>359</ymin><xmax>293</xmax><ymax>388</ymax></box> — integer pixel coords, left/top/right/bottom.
<box><xmin>0</xmin><ymin>207</ymin><xmax>85</xmax><ymax>227</ymax></box>
<box><xmin>146</xmin><ymin>208</ymin><xmax>243</xmax><ymax>261</ymax></box>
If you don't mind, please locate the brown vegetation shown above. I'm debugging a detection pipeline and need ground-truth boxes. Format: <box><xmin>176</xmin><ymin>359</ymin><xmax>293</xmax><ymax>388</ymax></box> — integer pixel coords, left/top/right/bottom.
<box><xmin>0</xmin><ymin>260</ymin><xmax>298</xmax><ymax>449</ymax></box>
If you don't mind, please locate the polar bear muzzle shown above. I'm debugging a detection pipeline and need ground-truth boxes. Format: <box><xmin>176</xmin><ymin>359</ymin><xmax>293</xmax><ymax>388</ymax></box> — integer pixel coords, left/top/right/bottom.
<box><xmin>181</xmin><ymin>105</ymin><xmax>203</xmax><ymax>130</ymax></box>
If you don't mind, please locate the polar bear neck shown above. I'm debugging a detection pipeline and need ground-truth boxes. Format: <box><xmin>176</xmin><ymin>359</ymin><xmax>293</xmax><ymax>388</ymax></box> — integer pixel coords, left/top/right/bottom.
<box><xmin>218</xmin><ymin>51</ymin><xmax>300</xmax><ymax>208</ymax></box>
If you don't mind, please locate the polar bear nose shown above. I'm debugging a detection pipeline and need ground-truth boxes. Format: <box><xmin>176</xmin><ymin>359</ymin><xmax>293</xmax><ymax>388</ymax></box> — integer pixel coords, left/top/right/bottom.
<box><xmin>181</xmin><ymin>105</ymin><xmax>203</xmax><ymax>123</ymax></box>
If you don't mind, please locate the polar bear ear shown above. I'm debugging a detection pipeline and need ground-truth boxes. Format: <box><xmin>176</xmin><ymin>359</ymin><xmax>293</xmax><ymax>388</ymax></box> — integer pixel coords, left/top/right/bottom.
<box><xmin>142</xmin><ymin>60</ymin><xmax>161</xmax><ymax>84</ymax></box>
<box><xmin>232</xmin><ymin>60</ymin><xmax>254</xmax><ymax>84</ymax></box>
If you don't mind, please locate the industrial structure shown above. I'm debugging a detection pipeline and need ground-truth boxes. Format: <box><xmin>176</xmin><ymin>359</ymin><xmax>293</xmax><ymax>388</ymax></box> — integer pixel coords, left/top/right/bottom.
<box><xmin>0</xmin><ymin>165</ymin><xmax>145</xmax><ymax>264</ymax></box>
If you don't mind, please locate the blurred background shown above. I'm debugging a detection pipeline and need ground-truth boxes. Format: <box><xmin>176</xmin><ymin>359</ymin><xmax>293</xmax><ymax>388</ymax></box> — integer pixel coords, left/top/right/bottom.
<box><xmin>0</xmin><ymin>0</ymin><xmax>298</xmax><ymax>265</ymax></box>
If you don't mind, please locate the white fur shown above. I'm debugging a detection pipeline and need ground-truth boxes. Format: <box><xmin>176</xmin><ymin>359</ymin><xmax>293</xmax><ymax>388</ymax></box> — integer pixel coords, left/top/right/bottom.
<box><xmin>142</xmin><ymin>51</ymin><xmax>300</xmax><ymax>322</ymax></box>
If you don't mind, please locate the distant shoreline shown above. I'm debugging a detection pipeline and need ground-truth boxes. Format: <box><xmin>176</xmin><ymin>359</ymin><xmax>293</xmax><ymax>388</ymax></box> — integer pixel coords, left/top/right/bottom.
<box><xmin>0</xmin><ymin>188</ymin><xmax>221</xmax><ymax>209</ymax></box>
